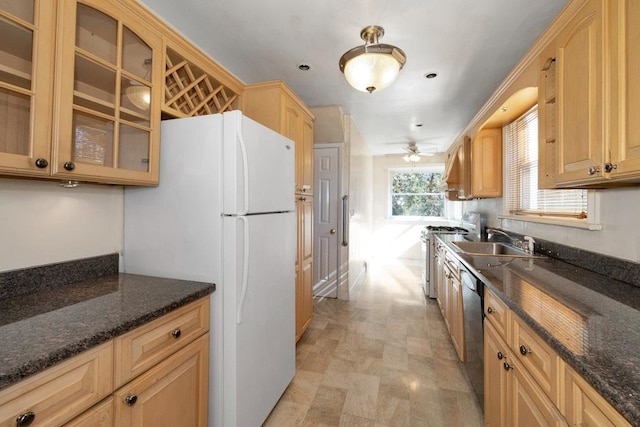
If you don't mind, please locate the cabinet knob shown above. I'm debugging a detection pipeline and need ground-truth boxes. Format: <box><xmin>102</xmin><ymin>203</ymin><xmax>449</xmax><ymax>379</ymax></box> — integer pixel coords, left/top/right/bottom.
<box><xmin>170</xmin><ymin>329</ymin><xmax>181</xmax><ymax>339</ymax></box>
<box><xmin>519</xmin><ymin>345</ymin><xmax>532</xmax><ymax>356</ymax></box>
<box><xmin>125</xmin><ymin>394</ymin><xmax>138</xmax><ymax>406</ymax></box>
<box><xmin>330</xmin><ymin>229</ymin><xmax>337</xmax><ymax>234</ymax></box>
<box><xmin>503</xmin><ymin>362</ymin><xmax>513</xmax><ymax>371</ymax></box>
<box><xmin>63</xmin><ymin>161</ymin><xmax>76</xmax><ymax>171</ymax></box>
<box><xmin>487</xmin><ymin>307</ymin><xmax>494</xmax><ymax>314</ymax></box>
<box><xmin>16</xmin><ymin>412</ymin><xmax>36</xmax><ymax>427</ymax></box>
<box><xmin>587</xmin><ymin>166</ymin><xmax>599</xmax><ymax>176</ymax></box>
<box><xmin>496</xmin><ymin>351</ymin><xmax>504</xmax><ymax>360</ymax></box>
<box><xmin>604</xmin><ymin>162</ymin><xmax>618</xmax><ymax>173</ymax></box>
<box><xmin>298</xmin><ymin>197</ymin><xmax>307</xmax><ymax>202</ymax></box>
<box><xmin>34</xmin><ymin>158</ymin><xmax>48</xmax><ymax>169</ymax></box>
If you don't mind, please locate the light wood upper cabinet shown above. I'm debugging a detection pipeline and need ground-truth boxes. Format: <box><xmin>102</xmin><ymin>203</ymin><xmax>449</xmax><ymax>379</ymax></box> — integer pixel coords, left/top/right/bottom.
<box><xmin>539</xmin><ymin>0</ymin><xmax>640</xmax><ymax>187</ymax></box>
<box><xmin>242</xmin><ymin>80</ymin><xmax>315</xmax><ymax>195</ymax></box>
<box><xmin>471</xmin><ymin>128</ymin><xmax>502</xmax><ymax>197</ymax></box>
<box><xmin>52</xmin><ymin>0</ymin><xmax>163</xmax><ymax>185</ymax></box>
<box><xmin>608</xmin><ymin>0</ymin><xmax>640</xmax><ymax>179</ymax></box>
<box><xmin>0</xmin><ymin>0</ymin><xmax>163</xmax><ymax>185</ymax></box>
<box><xmin>554</xmin><ymin>0</ymin><xmax>605</xmax><ymax>185</ymax></box>
<box><xmin>0</xmin><ymin>0</ymin><xmax>56</xmax><ymax>176</ymax></box>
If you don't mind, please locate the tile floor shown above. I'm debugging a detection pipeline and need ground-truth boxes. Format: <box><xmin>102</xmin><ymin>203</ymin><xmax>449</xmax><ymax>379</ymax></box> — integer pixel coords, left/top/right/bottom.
<box><xmin>264</xmin><ymin>259</ymin><xmax>484</xmax><ymax>426</ymax></box>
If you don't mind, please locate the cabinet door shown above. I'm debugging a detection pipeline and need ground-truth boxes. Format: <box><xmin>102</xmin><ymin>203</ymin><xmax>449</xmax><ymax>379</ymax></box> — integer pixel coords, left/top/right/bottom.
<box><xmin>295</xmin><ymin>197</ymin><xmax>313</xmax><ymax>340</ymax></box>
<box><xmin>509</xmin><ymin>361</ymin><xmax>567</xmax><ymax>427</ymax></box>
<box><xmin>114</xmin><ymin>333</ymin><xmax>209</xmax><ymax>427</ymax></box>
<box><xmin>302</xmin><ymin>117</ymin><xmax>314</xmax><ymax>194</ymax></box>
<box><xmin>484</xmin><ymin>321</ymin><xmax>509</xmax><ymax>427</ymax></box>
<box><xmin>0</xmin><ymin>0</ymin><xmax>55</xmax><ymax>176</ymax></box>
<box><xmin>555</xmin><ymin>0</ymin><xmax>605</xmax><ymax>184</ymax></box>
<box><xmin>471</xmin><ymin>128</ymin><xmax>502</xmax><ymax>197</ymax></box>
<box><xmin>435</xmin><ymin>251</ymin><xmax>445</xmax><ymax>314</ymax></box>
<box><xmin>64</xmin><ymin>397</ymin><xmax>113</xmax><ymax>427</ymax></box>
<box><xmin>53</xmin><ymin>0</ymin><xmax>162</xmax><ymax>185</ymax></box>
<box><xmin>538</xmin><ymin>44</ymin><xmax>559</xmax><ymax>189</ymax></box>
<box><xmin>449</xmin><ymin>274</ymin><xmax>465</xmax><ymax>362</ymax></box>
<box><xmin>564</xmin><ymin>366</ymin><xmax>631</xmax><ymax>427</ymax></box>
<box><xmin>609</xmin><ymin>0</ymin><xmax>640</xmax><ymax>178</ymax></box>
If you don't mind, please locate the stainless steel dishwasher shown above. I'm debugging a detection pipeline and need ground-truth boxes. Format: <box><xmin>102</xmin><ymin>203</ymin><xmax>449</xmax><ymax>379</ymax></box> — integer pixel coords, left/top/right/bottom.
<box><xmin>461</xmin><ymin>265</ymin><xmax>484</xmax><ymax>409</ymax></box>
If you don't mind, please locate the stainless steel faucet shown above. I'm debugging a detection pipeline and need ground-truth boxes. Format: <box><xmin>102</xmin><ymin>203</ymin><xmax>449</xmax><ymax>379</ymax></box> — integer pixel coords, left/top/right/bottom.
<box><xmin>486</xmin><ymin>228</ymin><xmax>526</xmax><ymax>250</ymax></box>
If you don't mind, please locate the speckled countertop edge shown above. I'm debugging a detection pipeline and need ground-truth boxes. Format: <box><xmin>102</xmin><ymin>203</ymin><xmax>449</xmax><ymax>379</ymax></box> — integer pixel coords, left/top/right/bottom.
<box><xmin>435</xmin><ymin>234</ymin><xmax>640</xmax><ymax>426</ymax></box>
<box><xmin>0</xmin><ymin>273</ymin><xmax>215</xmax><ymax>391</ymax></box>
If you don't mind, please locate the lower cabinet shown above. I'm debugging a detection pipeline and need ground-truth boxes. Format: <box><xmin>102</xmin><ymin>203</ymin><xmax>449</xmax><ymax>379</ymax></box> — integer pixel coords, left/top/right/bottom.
<box><xmin>483</xmin><ymin>288</ymin><xmax>630</xmax><ymax>427</ymax></box>
<box><xmin>434</xmin><ymin>240</ymin><xmax>465</xmax><ymax>362</ymax></box>
<box><xmin>0</xmin><ymin>297</ymin><xmax>210</xmax><ymax>427</ymax></box>
<box><xmin>565</xmin><ymin>365</ymin><xmax>631</xmax><ymax>427</ymax></box>
<box><xmin>485</xmin><ymin>320</ymin><xmax>566</xmax><ymax>427</ymax></box>
<box><xmin>113</xmin><ymin>334</ymin><xmax>209</xmax><ymax>426</ymax></box>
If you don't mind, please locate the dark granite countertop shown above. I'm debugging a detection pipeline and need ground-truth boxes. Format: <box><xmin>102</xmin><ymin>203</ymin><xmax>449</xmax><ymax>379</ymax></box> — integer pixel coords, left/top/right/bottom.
<box><xmin>435</xmin><ymin>234</ymin><xmax>640</xmax><ymax>426</ymax></box>
<box><xmin>0</xmin><ymin>256</ymin><xmax>215</xmax><ymax>392</ymax></box>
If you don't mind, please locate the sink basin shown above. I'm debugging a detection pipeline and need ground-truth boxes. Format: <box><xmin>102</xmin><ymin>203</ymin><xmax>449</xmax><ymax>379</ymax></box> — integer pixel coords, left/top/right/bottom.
<box><xmin>452</xmin><ymin>241</ymin><xmax>541</xmax><ymax>258</ymax></box>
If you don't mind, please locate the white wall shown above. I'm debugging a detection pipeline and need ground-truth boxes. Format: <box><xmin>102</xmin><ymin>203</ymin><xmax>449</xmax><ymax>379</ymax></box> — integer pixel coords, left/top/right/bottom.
<box><xmin>453</xmin><ymin>187</ymin><xmax>640</xmax><ymax>263</ymax></box>
<box><xmin>0</xmin><ymin>178</ymin><xmax>123</xmax><ymax>271</ymax></box>
<box><xmin>371</xmin><ymin>154</ymin><xmax>449</xmax><ymax>261</ymax></box>
<box><xmin>347</xmin><ymin>117</ymin><xmax>373</xmax><ymax>289</ymax></box>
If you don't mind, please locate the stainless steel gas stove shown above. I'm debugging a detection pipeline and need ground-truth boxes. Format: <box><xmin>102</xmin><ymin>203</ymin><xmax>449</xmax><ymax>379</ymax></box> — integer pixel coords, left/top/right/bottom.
<box><xmin>420</xmin><ymin>212</ymin><xmax>482</xmax><ymax>298</ymax></box>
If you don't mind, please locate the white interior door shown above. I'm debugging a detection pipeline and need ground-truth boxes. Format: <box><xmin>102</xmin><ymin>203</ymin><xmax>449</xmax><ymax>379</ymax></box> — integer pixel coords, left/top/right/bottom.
<box><xmin>313</xmin><ymin>147</ymin><xmax>339</xmax><ymax>298</ymax></box>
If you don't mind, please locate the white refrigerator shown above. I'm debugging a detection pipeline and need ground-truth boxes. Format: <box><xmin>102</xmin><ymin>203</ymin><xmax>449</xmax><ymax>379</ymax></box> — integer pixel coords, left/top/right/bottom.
<box><xmin>122</xmin><ymin>111</ymin><xmax>296</xmax><ymax>427</ymax></box>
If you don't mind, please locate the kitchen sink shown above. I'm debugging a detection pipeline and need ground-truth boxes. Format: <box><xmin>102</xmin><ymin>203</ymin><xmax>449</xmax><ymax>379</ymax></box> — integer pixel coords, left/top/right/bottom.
<box><xmin>452</xmin><ymin>241</ymin><xmax>542</xmax><ymax>258</ymax></box>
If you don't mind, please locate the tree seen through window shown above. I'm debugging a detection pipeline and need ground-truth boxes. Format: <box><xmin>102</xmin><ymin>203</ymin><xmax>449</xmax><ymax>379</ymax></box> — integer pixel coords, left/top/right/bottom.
<box><xmin>391</xmin><ymin>170</ymin><xmax>444</xmax><ymax>217</ymax></box>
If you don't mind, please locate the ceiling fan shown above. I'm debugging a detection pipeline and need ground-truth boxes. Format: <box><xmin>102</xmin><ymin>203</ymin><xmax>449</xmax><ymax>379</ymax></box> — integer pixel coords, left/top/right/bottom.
<box><xmin>403</xmin><ymin>144</ymin><xmax>421</xmax><ymax>163</ymax></box>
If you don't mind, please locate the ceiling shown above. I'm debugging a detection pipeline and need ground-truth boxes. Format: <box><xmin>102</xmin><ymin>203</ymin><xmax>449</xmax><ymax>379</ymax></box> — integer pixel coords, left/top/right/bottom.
<box><xmin>140</xmin><ymin>0</ymin><xmax>568</xmax><ymax>156</ymax></box>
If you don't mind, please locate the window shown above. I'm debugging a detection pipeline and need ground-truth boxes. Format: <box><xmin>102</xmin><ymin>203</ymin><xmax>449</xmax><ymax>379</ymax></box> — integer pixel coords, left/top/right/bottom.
<box><xmin>504</xmin><ymin>105</ymin><xmax>588</xmax><ymax>220</ymax></box>
<box><xmin>390</xmin><ymin>169</ymin><xmax>445</xmax><ymax>217</ymax></box>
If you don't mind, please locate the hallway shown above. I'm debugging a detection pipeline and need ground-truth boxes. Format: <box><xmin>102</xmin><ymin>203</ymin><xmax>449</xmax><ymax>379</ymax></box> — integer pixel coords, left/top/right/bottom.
<box><xmin>264</xmin><ymin>259</ymin><xmax>484</xmax><ymax>426</ymax></box>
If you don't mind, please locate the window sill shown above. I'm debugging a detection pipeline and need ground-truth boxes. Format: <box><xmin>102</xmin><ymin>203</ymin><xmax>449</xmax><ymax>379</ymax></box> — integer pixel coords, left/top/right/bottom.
<box><xmin>498</xmin><ymin>214</ymin><xmax>602</xmax><ymax>230</ymax></box>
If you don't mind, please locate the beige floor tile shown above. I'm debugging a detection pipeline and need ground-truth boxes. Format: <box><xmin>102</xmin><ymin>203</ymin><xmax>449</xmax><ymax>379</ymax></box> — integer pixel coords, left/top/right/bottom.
<box><xmin>342</xmin><ymin>372</ymin><xmax>380</xmax><ymax>419</ymax></box>
<box><xmin>268</xmin><ymin>259</ymin><xmax>483</xmax><ymax>426</ymax></box>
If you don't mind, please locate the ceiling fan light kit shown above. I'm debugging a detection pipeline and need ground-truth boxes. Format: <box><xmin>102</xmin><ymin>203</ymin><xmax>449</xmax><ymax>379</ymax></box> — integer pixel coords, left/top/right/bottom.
<box><xmin>339</xmin><ymin>25</ymin><xmax>406</xmax><ymax>94</ymax></box>
<box><xmin>403</xmin><ymin>145</ymin><xmax>421</xmax><ymax>163</ymax></box>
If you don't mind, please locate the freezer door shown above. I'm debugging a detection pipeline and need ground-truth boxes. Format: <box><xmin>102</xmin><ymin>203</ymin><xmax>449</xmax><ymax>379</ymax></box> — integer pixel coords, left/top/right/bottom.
<box><xmin>222</xmin><ymin>111</ymin><xmax>295</xmax><ymax>215</ymax></box>
<box><xmin>221</xmin><ymin>212</ymin><xmax>296</xmax><ymax>427</ymax></box>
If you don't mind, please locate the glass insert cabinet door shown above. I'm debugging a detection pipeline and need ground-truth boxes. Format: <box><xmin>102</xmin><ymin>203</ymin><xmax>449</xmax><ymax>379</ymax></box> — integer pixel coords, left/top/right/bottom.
<box><xmin>0</xmin><ymin>0</ymin><xmax>56</xmax><ymax>175</ymax></box>
<box><xmin>53</xmin><ymin>0</ymin><xmax>161</xmax><ymax>184</ymax></box>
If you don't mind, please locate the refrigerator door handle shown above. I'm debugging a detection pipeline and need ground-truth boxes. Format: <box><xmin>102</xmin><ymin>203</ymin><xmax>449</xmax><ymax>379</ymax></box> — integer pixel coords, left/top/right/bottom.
<box><xmin>236</xmin><ymin>216</ymin><xmax>250</xmax><ymax>324</ymax></box>
<box><xmin>237</xmin><ymin>119</ymin><xmax>250</xmax><ymax>216</ymax></box>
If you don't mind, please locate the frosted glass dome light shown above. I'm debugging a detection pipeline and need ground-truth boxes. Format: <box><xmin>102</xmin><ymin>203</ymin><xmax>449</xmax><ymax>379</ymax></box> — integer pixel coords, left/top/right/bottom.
<box><xmin>339</xmin><ymin>26</ymin><xmax>406</xmax><ymax>94</ymax></box>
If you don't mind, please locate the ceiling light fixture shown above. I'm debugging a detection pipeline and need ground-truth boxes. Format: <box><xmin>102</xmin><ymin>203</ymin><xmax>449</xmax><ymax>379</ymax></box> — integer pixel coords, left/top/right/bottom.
<box><xmin>403</xmin><ymin>145</ymin><xmax>421</xmax><ymax>163</ymax></box>
<box><xmin>339</xmin><ymin>25</ymin><xmax>407</xmax><ymax>94</ymax></box>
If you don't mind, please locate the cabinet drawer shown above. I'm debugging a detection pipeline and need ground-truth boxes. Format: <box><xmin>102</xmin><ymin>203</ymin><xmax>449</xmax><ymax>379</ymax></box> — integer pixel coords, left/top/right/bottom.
<box><xmin>484</xmin><ymin>288</ymin><xmax>509</xmax><ymax>338</ymax></box>
<box><xmin>114</xmin><ymin>297</ymin><xmax>210</xmax><ymax>388</ymax></box>
<box><xmin>0</xmin><ymin>342</ymin><xmax>113</xmax><ymax>427</ymax></box>
<box><xmin>511</xmin><ymin>314</ymin><xmax>563</xmax><ymax>406</ymax></box>
<box><xmin>444</xmin><ymin>252</ymin><xmax>460</xmax><ymax>280</ymax></box>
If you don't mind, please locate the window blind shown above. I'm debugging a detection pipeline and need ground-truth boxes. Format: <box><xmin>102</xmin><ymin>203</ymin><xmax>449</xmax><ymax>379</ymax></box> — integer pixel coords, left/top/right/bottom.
<box><xmin>504</xmin><ymin>106</ymin><xmax>587</xmax><ymax>219</ymax></box>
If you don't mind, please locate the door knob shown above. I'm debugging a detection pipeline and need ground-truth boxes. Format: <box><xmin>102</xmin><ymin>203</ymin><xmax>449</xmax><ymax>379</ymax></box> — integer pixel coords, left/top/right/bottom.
<box><xmin>330</xmin><ymin>229</ymin><xmax>336</xmax><ymax>234</ymax></box>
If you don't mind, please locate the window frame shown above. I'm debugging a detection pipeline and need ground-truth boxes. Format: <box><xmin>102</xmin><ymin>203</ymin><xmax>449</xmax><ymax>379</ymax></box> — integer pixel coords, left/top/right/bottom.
<box><xmin>387</xmin><ymin>167</ymin><xmax>446</xmax><ymax>219</ymax></box>
<box><xmin>501</xmin><ymin>105</ymin><xmax>602</xmax><ymax>230</ymax></box>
